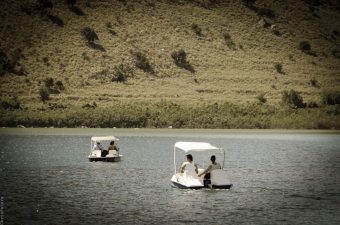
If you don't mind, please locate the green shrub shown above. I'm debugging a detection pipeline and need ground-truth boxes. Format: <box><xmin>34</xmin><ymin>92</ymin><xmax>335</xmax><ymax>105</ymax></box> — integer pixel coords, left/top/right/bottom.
<box><xmin>47</xmin><ymin>15</ymin><xmax>64</xmax><ymax>27</ymax></box>
<box><xmin>299</xmin><ymin>41</ymin><xmax>317</xmax><ymax>56</ymax></box>
<box><xmin>0</xmin><ymin>97</ymin><xmax>21</xmax><ymax>110</ymax></box>
<box><xmin>310</xmin><ymin>77</ymin><xmax>319</xmax><ymax>87</ymax></box>
<box><xmin>191</xmin><ymin>23</ymin><xmax>202</xmax><ymax>36</ymax></box>
<box><xmin>274</xmin><ymin>63</ymin><xmax>284</xmax><ymax>74</ymax></box>
<box><xmin>69</xmin><ymin>6</ymin><xmax>84</xmax><ymax>16</ymax></box>
<box><xmin>282</xmin><ymin>90</ymin><xmax>305</xmax><ymax>108</ymax></box>
<box><xmin>39</xmin><ymin>87</ymin><xmax>50</xmax><ymax>102</ymax></box>
<box><xmin>223</xmin><ymin>32</ymin><xmax>236</xmax><ymax>50</ymax></box>
<box><xmin>65</xmin><ymin>0</ymin><xmax>76</xmax><ymax>5</ymax></box>
<box><xmin>55</xmin><ymin>80</ymin><xmax>65</xmax><ymax>91</ymax></box>
<box><xmin>112</xmin><ymin>64</ymin><xmax>134</xmax><ymax>82</ymax></box>
<box><xmin>299</xmin><ymin>41</ymin><xmax>311</xmax><ymax>51</ymax></box>
<box><xmin>171</xmin><ymin>49</ymin><xmax>195</xmax><ymax>73</ymax></box>
<box><xmin>256</xmin><ymin>7</ymin><xmax>275</xmax><ymax>19</ymax></box>
<box><xmin>82</xmin><ymin>27</ymin><xmax>105</xmax><ymax>51</ymax></box>
<box><xmin>82</xmin><ymin>27</ymin><xmax>98</xmax><ymax>42</ymax></box>
<box><xmin>256</xmin><ymin>93</ymin><xmax>267</xmax><ymax>103</ymax></box>
<box><xmin>134</xmin><ymin>52</ymin><xmax>154</xmax><ymax>74</ymax></box>
<box><xmin>321</xmin><ymin>90</ymin><xmax>340</xmax><ymax>105</ymax></box>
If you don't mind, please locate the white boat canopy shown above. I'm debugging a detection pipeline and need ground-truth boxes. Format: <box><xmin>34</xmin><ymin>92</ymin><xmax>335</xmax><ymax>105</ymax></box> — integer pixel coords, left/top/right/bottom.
<box><xmin>91</xmin><ymin>136</ymin><xmax>119</xmax><ymax>142</ymax></box>
<box><xmin>174</xmin><ymin>142</ymin><xmax>222</xmax><ymax>152</ymax></box>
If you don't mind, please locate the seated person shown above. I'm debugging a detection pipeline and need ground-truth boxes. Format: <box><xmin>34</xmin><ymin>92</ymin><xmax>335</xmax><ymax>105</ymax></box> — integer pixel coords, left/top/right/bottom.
<box><xmin>180</xmin><ymin>154</ymin><xmax>198</xmax><ymax>176</ymax></box>
<box><xmin>108</xmin><ymin>141</ymin><xmax>118</xmax><ymax>151</ymax></box>
<box><xmin>93</xmin><ymin>141</ymin><xmax>103</xmax><ymax>150</ymax></box>
<box><xmin>198</xmin><ymin>155</ymin><xmax>221</xmax><ymax>185</ymax></box>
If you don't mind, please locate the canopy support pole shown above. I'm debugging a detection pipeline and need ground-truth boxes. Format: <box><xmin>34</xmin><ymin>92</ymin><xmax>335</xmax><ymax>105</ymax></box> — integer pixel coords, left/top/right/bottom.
<box><xmin>174</xmin><ymin>146</ymin><xmax>177</xmax><ymax>174</ymax></box>
<box><xmin>222</xmin><ymin>149</ymin><xmax>225</xmax><ymax>169</ymax></box>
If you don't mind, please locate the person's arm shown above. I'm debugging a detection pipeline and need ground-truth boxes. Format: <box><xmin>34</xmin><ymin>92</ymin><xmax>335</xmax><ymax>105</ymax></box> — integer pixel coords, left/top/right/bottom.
<box><xmin>198</xmin><ymin>165</ymin><xmax>212</xmax><ymax>177</ymax></box>
<box><xmin>180</xmin><ymin>163</ymin><xmax>186</xmax><ymax>173</ymax></box>
<box><xmin>194</xmin><ymin>163</ymin><xmax>198</xmax><ymax>174</ymax></box>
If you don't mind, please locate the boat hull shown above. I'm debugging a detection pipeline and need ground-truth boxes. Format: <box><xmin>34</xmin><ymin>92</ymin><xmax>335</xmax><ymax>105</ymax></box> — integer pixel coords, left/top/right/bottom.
<box><xmin>88</xmin><ymin>156</ymin><xmax>121</xmax><ymax>162</ymax></box>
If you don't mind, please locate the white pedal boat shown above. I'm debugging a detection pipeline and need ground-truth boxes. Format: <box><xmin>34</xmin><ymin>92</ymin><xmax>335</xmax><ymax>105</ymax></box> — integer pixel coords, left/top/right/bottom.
<box><xmin>88</xmin><ymin>136</ymin><xmax>123</xmax><ymax>162</ymax></box>
<box><xmin>171</xmin><ymin>142</ymin><xmax>232</xmax><ymax>189</ymax></box>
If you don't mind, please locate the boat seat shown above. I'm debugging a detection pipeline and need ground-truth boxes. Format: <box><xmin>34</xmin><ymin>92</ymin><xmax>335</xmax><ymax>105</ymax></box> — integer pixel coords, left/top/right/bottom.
<box><xmin>210</xmin><ymin>169</ymin><xmax>231</xmax><ymax>186</ymax></box>
<box><xmin>91</xmin><ymin>150</ymin><xmax>102</xmax><ymax>157</ymax></box>
<box><xmin>107</xmin><ymin>150</ymin><xmax>118</xmax><ymax>157</ymax></box>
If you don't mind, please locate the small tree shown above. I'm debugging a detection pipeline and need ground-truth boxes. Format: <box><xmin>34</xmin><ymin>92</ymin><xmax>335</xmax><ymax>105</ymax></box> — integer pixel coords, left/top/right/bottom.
<box><xmin>112</xmin><ymin>64</ymin><xmax>134</xmax><ymax>82</ymax></box>
<box><xmin>134</xmin><ymin>52</ymin><xmax>154</xmax><ymax>74</ymax></box>
<box><xmin>39</xmin><ymin>87</ymin><xmax>50</xmax><ymax>102</ymax></box>
<box><xmin>256</xmin><ymin>93</ymin><xmax>267</xmax><ymax>103</ymax></box>
<box><xmin>274</xmin><ymin>63</ymin><xmax>284</xmax><ymax>74</ymax></box>
<box><xmin>281</xmin><ymin>90</ymin><xmax>305</xmax><ymax>108</ymax></box>
<box><xmin>191</xmin><ymin>23</ymin><xmax>202</xmax><ymax>36</ymax></box>
<box><xmin>171</xmin><ymin>49</ymin><xmax>195</xmax><ymax>73</ymax></box>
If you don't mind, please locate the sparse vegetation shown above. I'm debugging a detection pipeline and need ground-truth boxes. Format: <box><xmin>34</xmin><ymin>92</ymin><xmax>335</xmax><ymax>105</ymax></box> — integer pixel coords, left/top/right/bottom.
<box><xmin>0</xmin><ymin>97</ymin><xmax>21</xmax><ymax>110</ymax></box>
<box><xmin>274</xmin><ymin>63</ymin><xmax>284</xmax><ymax>74</ymax></box>
<box><xmin>82</xmin><ymin>27</ymin><xmax>105</xmax><ymax>51</ymax></box>
<box><xmin>69</xmin><ymin>6</ymin><xmax>84</xmax><ymax>16</ymax></box>
<box><xmin>39</xmin><ymin>87</ymin><xmax>50</xmax><ymax>102</ymax></box>
<box><xmin>282</xmin><ymin>90</ymin><xmax>305</xmax><ymax>108</ymax></box>
<box><xmin>321</xmin><ymin>90</ymin><xmax>340</xmax><ymax>105</ymax></box>
<box><xmin>223</xmin><ymin>32</ymin><xmax>236</xmax><ymax>50</ymax></box>
<box><xmin>256</xmin><ymin>93</ymin><xmax>267</xmax><ymax>103</ymax></box>
<box><xmin>299</xmin><ymin>41</ymin><xmax>317</xmax><ymax>56</ymax></box>
<box><xmin>310</xmin><ymin>77</ymin><xmax>319</xmax><ymax>87</ymax></box>
<box><xmin>111</xmin><ymin>64</ymin><xmax>134</xmax><ymax>82</ymax></box>
<box><xmin>171</xmin><ymin>49</ymin><xmax>195</xmax><ymax>73</ymax></box>
<box><xmin>1</xmin><ymin>101</ymin><xmax>339</xmax><ymax>129</ymax></box>
<box><xmin>47</xmin><ymin>15</ymin><xmax>64</xmax><ymax>27</ymax></box>
<box><xmin>191</xmin><ymin>23</ymin><xmax>202</xmax><ymax>36</ymax></box>
<box><xmin>133</xmin><ymin>52</ymin><xmax>154</xmax><ymax>74</ymax></box>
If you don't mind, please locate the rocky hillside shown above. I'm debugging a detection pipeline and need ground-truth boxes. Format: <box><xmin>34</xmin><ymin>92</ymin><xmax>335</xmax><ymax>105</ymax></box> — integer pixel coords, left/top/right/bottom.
<box><xmin>0</xmin><ymin>0</ymin><xmax>340</xmax><ymax>128</ymax></box>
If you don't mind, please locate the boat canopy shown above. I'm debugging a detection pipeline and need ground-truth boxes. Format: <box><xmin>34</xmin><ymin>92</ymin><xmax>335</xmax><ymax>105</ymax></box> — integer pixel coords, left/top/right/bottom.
<box><xmin>174</xmin><ymin>142</ymin><xmax>221</xmax><ymax>152</ymax></box>
<box><xmin>91</xmin><ymin>136</ymin><xmax>119</xmax><ymax>142</ymax></box>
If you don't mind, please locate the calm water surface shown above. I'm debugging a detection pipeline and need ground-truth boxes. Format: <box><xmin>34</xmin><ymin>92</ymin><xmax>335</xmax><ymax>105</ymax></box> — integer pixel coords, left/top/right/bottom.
<box><xmin>0</xmin><ymin>129</ymin><xmax>339</xmax><ymax>225</ymax></box>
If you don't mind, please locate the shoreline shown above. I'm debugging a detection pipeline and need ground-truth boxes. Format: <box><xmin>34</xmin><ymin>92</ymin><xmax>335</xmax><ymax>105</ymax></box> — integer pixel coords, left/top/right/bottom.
<box><xmin>1</xmin><ymin>128</ymin><xmax>339</xmax><ymax>137</ymax></box>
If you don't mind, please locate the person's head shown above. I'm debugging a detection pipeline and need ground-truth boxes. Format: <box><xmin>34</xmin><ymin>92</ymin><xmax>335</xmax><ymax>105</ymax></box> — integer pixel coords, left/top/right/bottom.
<box><xmin>211</xmin><ymin>155</ymin><xmax>216</xmax><ymax>163</ymax></box>
<box><xmin>186</xmin><ymin>154</ymin><xmax>193</xmax><ymax>162</ymax></box>
<box><xmin>110</xmin><ymin>141</ymin><xmax>115</xmax><ymax>145</ymax></box>
<box><xmin>97</xmin><ymin>142</ymin><xmax>100</xmax><ymax>145</ymax></box>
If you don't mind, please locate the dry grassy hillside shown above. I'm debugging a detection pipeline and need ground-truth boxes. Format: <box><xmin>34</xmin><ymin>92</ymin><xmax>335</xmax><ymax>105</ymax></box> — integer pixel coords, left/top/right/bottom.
<box><xmin>0</xmin><ymin>0</ymin><xmax>340</xmax><ymax>128</ymax></box>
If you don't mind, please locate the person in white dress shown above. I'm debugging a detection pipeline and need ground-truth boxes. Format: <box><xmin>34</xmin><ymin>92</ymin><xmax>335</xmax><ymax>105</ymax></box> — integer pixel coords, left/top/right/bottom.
<box><xmin>179</xmin><ymin>154</ymin><xmax>200</xmax><ymax>186</ymax></box>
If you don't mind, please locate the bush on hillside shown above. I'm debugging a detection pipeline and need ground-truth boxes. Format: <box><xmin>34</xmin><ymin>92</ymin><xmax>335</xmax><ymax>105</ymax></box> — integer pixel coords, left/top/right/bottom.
<box><xmin>321</xmin><ymin>90</ymin><xmax>340</xmax><ymax>105</ymax></box>
<box><xmin>134</xmin><ymin>52</ymin><xmax>154</xmax><ymax>74</ymax></box>
<box><xmin>0</xmin><ymin>97</ymin><xmax>21</xmax><ymax>110</ymax></box>
<box><xmin>65</xmin><ymin>0</ymin><xmax>76</xmax><ymax>5</ymax></box>
<box><xmin>298</xmin><ymin>41</ymin><xmax>317</xmax><ymax>56</ymax></box>
<box><xmin>44</xmin><ymin>78</ymin><xmax>65</xmax><ymax>94</ymax></box>
<box><xmin>282</xmin><ymin>90</ymin><xmax>305</xmax><ymax>108</ymax></box>
<box><xmin>274</xmin><ymin>63</ymin><xmax>284</xmax><ymax>74</ymax></box>
<box><xmin>256</xmin><ymin>7</ymin><xmax>275</xmax><ymax>19</ymax></box>
<box><xmin>309</xmin><ymin>77</ymin><xmax>319</xmax><ymax>87</ymax></box>
<box><xmin>47</xmin><ymin>15</ymin><xmax>64</xmax><ymax>27</ymax></box>
<box><xmin>242</xmin><ymin>0</ymin><xmax>256</xmax><ymax>6</ymax></box>
<box><xmin>82</xmin><ymin>27</ymin><xmax>105</xmax><ymax>51</ymax></box>
<box><xmin>256</xmin><ymin>93</ymin><xmax>267</xmax><ymax>103</ymax></box>
<box><xmin>69</xmin><ymin>6</ymin><xmax>85</xmax><ymax>16</ymax></box>
<box><xmin>112</xmin><ymin>64</ymin><xmax>134</xmax><ymax>82</ymax></box>
<box><xmin>191</xmin><ymin>23</ymin><xmax>202</xmax><ymax>36</ymax></box>
<box><xmin>223</xmin><ymin>32</ymin><xmax>236</xmax><ymax>50</ymax></box>
<box><xmin>39</xmin><ymin>87</ymin><xmax>50</xmax><ymax>102</ymax></box>
<box><xmin>171</xmin><ymin>50</ymin><xmax>195</xmax><ymax>73</ymax></box>
<box><xmin>82</xmin><ymin>27</ymin><xmax>98</xmax><ymax>42</ymax></box>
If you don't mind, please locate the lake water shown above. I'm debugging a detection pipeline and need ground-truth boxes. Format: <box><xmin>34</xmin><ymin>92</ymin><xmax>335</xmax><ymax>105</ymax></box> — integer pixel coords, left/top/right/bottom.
<box><xmin>0</xmin><ymin>129</ymin><xmax>340</xmax><ymax>225</ymax></box>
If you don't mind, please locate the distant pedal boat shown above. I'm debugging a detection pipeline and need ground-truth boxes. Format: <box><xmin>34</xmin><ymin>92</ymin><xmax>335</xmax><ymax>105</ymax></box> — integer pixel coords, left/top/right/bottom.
<box><xmin>88</xmin><ymin>136</ymin><xmax>123</xmax><ymax>162</ymax></box>
<box><xmin>171</xmin><ymin>142</ymin><xmax>232</xmax><ymax>189</ymax></box>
